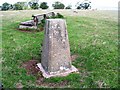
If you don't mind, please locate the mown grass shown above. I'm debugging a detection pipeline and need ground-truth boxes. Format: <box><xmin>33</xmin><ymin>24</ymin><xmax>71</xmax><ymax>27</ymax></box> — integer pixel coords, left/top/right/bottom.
<box><xmin>1</xmin><ymin>10</ymin><xmax>118</xmax><ymax>88</ymax></box>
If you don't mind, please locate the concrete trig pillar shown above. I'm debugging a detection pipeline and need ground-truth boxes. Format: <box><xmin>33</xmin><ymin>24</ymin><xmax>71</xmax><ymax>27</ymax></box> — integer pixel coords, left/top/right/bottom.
<box><xmin>37</xmin><ymin>19</ymin><xmax>78</xmax><ymax>78</ymax></box>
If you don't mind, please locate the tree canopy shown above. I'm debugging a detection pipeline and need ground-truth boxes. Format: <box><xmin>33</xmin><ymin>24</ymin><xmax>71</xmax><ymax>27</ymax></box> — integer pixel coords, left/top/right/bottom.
<box><xmin>76</xmin><ymin>0</ymin><xmax>91</xmax><ymax>10</ymax></box>
<box><xmin>52</xmin><ymin>1</ymin><xmax>65</xmax><ymax>9</ymax></box>
<box><xmin>1</xmin><ymin>0</ymin><xmax>92</xmax><ymax>11</ymax></box>
<box><xmin>40</xmin><ymin>2</ymin><xmax>49</xmax><ymax>9</ymax></box>
<box><xmin>13</xmin><ymin>2</ymin><xmax>27</xmax><ymax>10</ymax></box>
<box><xmin>1</xmin><ymin>2</ymin><xmax>12</xmax><ymax>11</ymax></box>
<box><xmin>65</xmin><ymin>5</ymin><xmax>72</xmax><ymax>9</ymax></box>
<box><xmin>28</xmin><ymin>0</ymin><xmax>39</xmax><ymax>9</ymax></box>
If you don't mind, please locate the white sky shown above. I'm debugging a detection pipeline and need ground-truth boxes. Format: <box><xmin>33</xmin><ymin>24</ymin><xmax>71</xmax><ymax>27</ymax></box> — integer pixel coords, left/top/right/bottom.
<box><xmin>0</xmin><ymin>0</ymin><xmax>119</xmax><ymax>9</ymax></box>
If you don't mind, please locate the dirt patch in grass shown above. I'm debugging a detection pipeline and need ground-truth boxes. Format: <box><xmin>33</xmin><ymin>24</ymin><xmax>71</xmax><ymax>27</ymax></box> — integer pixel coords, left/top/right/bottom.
<box><xmin>16</xmin><ymin>82</ymin><xmax>23</xmax><ymax>88</ymax></box>
<box><xmin>21</xmin><ymin>59</ymin><xmax>69</xmax><ymax>87</ymax></box>
<box><xmin>71</xmin><ymin>54</ymin><xmax>79</xmax><ymax>61</ymax></box>
<box><xmin>21</xmin><ymin>54</ymin><xmax>78</xmax><ymax>87</ymax></box>
<box><xmin>18</xmin><ymin>28</ymin><xmax>36</xmax><ymax>33</ymax></box>
<box><xmin>36</xmin><ymin>79</ymin><xmax>69</xmax><ymax>88</ymax></box>
<box><xmin>21</xmin><ymin>60</ymin><xmax>40</xmax><ymax>75</ymax></box>
<box><xmin>22</xmin><ymin>54</ymin><xmax>78</xmax><ymax>75</ymax></box>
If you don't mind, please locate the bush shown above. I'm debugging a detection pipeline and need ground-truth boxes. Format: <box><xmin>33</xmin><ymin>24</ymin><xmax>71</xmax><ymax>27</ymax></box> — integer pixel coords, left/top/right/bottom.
<box><xmin>1</xmin><ymin>2</ymin><xmax>12</xmax><ymax>11</ymax></box>
<box><xmin>40</xmin><ymin>2</ymin><xmax>49</xmax><ymax>9</ymax></box>
<box><xmin>55</xmin><ymin>13</ymin><xmax>64</xmax><ymax>18</ymax></box>
<box><xmin>65</xmin><ymin>5</ymin><xmax>72</xmax><ymax>9</ymax></box>
<box><xmin>13</xmin><ymin>3</ymin><xmax>23</xmax><ymax>10</ymax></box>
<box><xmin>76</xmin><ymin>0</ymin><xmax>91</xmax><ymax>10</ymax></box>
<box><xmin>52</xmin><ymin>1</ymin><xmax>65</xmax><ymax>9</ymax></box>
<box><xmin>28</xmin><ymin>2</ymin><xmax>39</xmax><ymax>9</ymax></box>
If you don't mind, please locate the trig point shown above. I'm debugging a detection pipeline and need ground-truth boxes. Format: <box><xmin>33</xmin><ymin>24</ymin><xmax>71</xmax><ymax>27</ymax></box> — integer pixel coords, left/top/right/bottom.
<box><xmin>37</xmin><ymin>19</ymin><xmax>78</xmax><ymax>78</ymax></box>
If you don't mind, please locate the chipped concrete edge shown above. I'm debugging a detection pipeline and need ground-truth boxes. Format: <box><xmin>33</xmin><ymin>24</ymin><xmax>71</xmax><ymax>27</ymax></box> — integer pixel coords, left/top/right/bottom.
<box><xmin>37</xmin><ymin>63</ymin><xmax>79</xmax><ymax>78</ymax></box>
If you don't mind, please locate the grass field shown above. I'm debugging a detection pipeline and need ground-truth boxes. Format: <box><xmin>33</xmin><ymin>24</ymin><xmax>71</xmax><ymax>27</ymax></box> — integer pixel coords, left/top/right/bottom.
<box><xmin>1</xmin><ymin>10</ymin><xmax>118</xmax><ymax>88</ymax></box>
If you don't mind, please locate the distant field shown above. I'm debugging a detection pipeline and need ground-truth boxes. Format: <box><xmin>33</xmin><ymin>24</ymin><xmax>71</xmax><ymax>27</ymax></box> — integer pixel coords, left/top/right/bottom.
<box><xmin>1</xmin><ymin>10</ymin><xmax>118</xmax><ymax>88</ymax></box>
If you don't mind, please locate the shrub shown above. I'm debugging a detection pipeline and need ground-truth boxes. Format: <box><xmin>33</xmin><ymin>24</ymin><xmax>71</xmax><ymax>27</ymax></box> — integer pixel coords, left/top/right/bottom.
<box><xmin>40</xmin><ymin>2</ymin><xmax>49</xmax><ymax>9</ymax></box>
<box><xmin>52</xmin><ymin>1</ymin><xmax>65</xmax><ymax>9</ymax></box>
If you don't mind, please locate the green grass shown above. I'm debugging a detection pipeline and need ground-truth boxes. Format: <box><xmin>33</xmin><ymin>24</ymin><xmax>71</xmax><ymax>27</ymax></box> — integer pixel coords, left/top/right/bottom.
<box><xmin>1</xmin><ymin>10</ymin><xmax>118</xmax><ymax>88</ymax></box>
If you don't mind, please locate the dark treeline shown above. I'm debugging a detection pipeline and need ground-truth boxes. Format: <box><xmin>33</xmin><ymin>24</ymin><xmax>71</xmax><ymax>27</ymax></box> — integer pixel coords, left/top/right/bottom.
<box><xmin>0</xmin><ymin>0</ymin><xmax>91</xmax><ymax>11</ymax></box>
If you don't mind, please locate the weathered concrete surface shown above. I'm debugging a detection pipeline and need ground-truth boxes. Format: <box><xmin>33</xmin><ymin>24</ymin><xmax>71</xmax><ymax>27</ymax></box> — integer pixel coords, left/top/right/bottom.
<box><xmin>20</xmin><ymin>20</ymin><xmax>35</xmax><ymax>26</ymax></box>
<box><xmin>32</xmin><ymin>12</ymin><xmax>55</xmax><ymax>25</ymax></box>
<box><xmin>19</xmin><ymin>25</ymin><xmax>37</xmax><ymax>29</ymax></box>
<box><xmin>37</xmin><ymin>19</ymin><xmax>78</xmax><ymax>78</ymax></box>
<box><xmin>19</xmin><ymin>20</ymin><xmax>37</xmax><ymax>29</ymax></box>
<box><xmin>32</xmin><ymin>14</ymin><xmax>44</xmax><ymax>24</ymax></box>
<box><xmin>46</xmin><ymin>12</ymin><xmax>55</xmax><ymax>18</ymax></box>
<box><xmin>37</xmin><ymin>63</ymin><xmax>78</xmax><ymax>78</ymax></box>
<box><xmin>19</xmin><ymin>12</ymin><xmax>56</xmax><ymax>30</ymax></box>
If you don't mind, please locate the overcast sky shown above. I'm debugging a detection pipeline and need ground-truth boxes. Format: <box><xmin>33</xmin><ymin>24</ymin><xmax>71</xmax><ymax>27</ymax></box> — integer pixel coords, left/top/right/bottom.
<box><xmin>0</xmin><ymin>0</ymin><xmax>119</xmax><ymax>10</ymax></box>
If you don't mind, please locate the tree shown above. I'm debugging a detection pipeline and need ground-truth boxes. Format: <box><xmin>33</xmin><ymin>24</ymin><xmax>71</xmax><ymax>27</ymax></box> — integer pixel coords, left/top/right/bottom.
<box><xmin>1</xmin><ymin>2</ymin><xmax>12</xmax><ymax>11</ymax></box>
<box><xmin>31</xmin><ymin>3</ymin><xmax>39</xmax><ymax>9</ymax></box>
<box><xmin>9</xmin><ymin>4</ymin><xmax>13</xmax><ymax>10</ymax></box>
<box><xmin>52</xmin><ymin>1</ymin><xmax>65</xmax><ymax>9</ymax></box>
<box><xmin>40</xmin><ymin>2</ymin><xmax>49</xmax><ymax>9</ymax></box>
<box><xmin>28</xmin><ymin>0</ymin><xmax>39</xmax><ymax>9</ymax></box>
<box><xmin>76</xmin><ymin>0</ymin><xmax>91</xmax><ymax>10</ymax></box>
<box><xmin>13</xmin><ymin>2</ymin><xmax>23</xmax><ymax>10</ymax></box>
<box><xmin>13</xmin><ymin>2</ymin><xmax>28</xmax><ymax>10</ymax></box>
<box><xmin>0</xmin><ymin>6</ymin><xmax>2</xmax><ymax>10</ymax></box>
<box><xmin>22</xmin><ymin>2</ymin><xmax>29</xmax><ymax>10</ymax></box>
<box><xmin>65</xmin><ymin>5</ymin><xmax>72</xmax><ymax>9</ymax></box>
